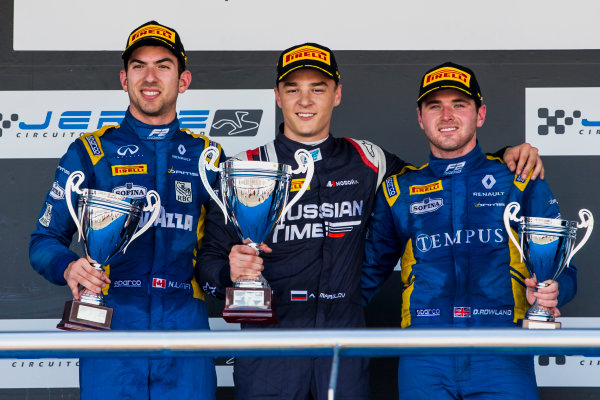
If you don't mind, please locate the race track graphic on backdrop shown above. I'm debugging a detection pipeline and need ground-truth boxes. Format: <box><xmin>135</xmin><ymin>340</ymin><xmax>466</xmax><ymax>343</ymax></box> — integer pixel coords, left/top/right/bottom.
<box><xmin>0</xmin><ymin>90</ymin><xmax>274</xmax><ymax>159</ymax></box>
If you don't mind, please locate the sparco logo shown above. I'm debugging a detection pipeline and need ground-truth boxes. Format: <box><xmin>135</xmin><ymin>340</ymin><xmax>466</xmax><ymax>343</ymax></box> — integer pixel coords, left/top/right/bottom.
<box><xmin>112</xmin><ymin>183</ymin><xmax>147</xmax><ymax>199</ymax></box>
<box><xmin>113</xmin><ymin>279</ymin><xmax>142</xmax><ymax>288</ymax></box>
<box><xmin>410</xmin><ymin>197</ymin><xmax>443</xmax><ymax>214</ymax></box>
<box><xmin>415</xmin><ymin>308</ymin><xmax>441</xmax><ymax>317</ymax></box>
<box><xmin>85</xmin><ymin>136</ymin><xmax>102</xmax><ymax>155</ymax></box>
<box><xmin>415</xmin><ymin>228</ymin><xmax>504</xmax><ymax>252</ymax></box>
<box><xmin>209</xmin><ymin>110</ymin><xmax>262</xmax><ymax>137</ymax></box>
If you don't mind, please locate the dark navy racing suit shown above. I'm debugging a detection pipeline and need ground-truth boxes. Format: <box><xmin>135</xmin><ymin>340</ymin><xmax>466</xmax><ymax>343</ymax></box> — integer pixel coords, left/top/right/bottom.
<box><xmin>362</xmin><ymin>144</ymin><xmax>577</xmax><ymax>400</ymax></box>
<box><xmin>30</xmin><ymin>110</ymin><xmax>222</xmax><ymax>400</ymax></box>
<box><xmin>196</xmin><ymin>129</ymin><xmax>407</xmax><ymax>400</ymax></box>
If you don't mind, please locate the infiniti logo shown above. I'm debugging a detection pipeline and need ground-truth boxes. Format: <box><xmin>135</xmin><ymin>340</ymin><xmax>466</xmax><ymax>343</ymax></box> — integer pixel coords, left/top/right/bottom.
<box><xmin>117</xmin><ymin>144</ymin><xmax>139</xmax><ymax>156</ymax></box>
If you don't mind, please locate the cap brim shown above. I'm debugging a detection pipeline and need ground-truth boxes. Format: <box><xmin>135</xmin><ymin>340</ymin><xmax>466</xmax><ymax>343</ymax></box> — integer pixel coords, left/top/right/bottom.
<box><xmin>417</xmin><ymin>84</ymin><xmax>476</xmax><ymax>103</ymax></box>
<box><xmin>122</xmin><ymin>37</ymin><xmax>177</xmax><ymax>61</ymax></box>
<box><xmin>278</xmin><ymin>64</ymin><xmax>336</xmax><ymax>82</ymax></box>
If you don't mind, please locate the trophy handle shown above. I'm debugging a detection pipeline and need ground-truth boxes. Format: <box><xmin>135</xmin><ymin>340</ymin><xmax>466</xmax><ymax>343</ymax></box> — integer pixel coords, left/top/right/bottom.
<box><xmin>566</xmin><ymin>209</ymin><xmax>594</xmax><ymax>267</ymax></box>
<box><xmin>279</xmin><ymin>149</ymin><xmax>314</xmax><ymax>224</ymax></box>
<box><xmin>199</xmin><ymin>146</ymin><xmax>227</xmax><ymax>223</ymax></box>
<box><xmin>503</xmin><ymin>202</ymin><xmax>525</xmax><ymax>262</ymax></box>
<box><xmin>123</xmin><ymin>190</ymin><xmax>161</xmax><ymax>253</ymax></box>
<box><xmin>65</xmin><ymin>171</ymin><xmax>86</xmax><ymax>242</ymax></box>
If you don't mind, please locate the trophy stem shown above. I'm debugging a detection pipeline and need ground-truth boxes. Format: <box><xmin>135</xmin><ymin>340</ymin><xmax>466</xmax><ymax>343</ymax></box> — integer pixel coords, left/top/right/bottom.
<box><xmin>79</xmin><ymin>263</ymin><xmax>106</xmax><ymax>306</ymax></box>
<box><xmin>525</xmin><ymin>297</ymin><xmax>555</xmax><ymax>322</ymax></box>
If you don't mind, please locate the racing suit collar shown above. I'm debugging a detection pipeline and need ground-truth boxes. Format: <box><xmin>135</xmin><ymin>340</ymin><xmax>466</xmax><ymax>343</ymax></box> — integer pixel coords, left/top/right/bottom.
<box><xmin>276</xmin><ymin>123</ymin><xmax>334</xmax><ymax>156</ymax></box>
<box><xmin>121</xmin><ymin>109</ymin><xmax>180</xmax><ymax>140</ymax></box>
<box><xmin>428</xmin><ymin>143</ymin><xmax>486</xmax><ymax>177</ymax></box>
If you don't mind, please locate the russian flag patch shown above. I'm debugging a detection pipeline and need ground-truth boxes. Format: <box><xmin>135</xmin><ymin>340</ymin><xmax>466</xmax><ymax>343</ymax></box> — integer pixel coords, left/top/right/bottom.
<box><xmin>290</xmin><ymin>290</ymin><xmax>308</xmax><ymax>301</ymax></box>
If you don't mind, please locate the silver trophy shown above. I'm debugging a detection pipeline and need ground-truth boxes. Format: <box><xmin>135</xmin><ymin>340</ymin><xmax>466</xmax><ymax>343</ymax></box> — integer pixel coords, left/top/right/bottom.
<box><xmin>57</xmin><ymin>170</ymin><xmax>161</xmax><ymax>330</ymax></box>
<box><xmin>503</xmin><ymin>202</ymin><xmax>593</xmax><ymax>329</ymax></box>
<box><xmin>199</xmin><ymin>146</ymin><xmax>314</xmax><ymax>323</ymax></box>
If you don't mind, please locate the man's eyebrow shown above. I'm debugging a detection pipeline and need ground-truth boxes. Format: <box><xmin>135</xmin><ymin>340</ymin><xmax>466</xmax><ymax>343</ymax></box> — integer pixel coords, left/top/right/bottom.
<box><xmin>129</xmin><ymin>57</ymin><xmax>175</xmax><ymax>65</ymax></box>
<box><xmin>281</xmin><ymin>80</ymin><xmax>328</xmax><ymax>87</ymax></box>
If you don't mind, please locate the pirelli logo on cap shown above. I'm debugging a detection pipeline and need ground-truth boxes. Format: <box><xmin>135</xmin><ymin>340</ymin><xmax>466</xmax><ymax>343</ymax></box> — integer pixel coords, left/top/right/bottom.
<box><xmin>423</xmin><ymin>67</ymin><xmax>471</xmax><ymax>88</ymax></box>
<box><xmin>282</xmin><ymin>45</ymin><xmax>330</xmax><ymax>67</ymax></box>
<box><xmin>409</xmin><ymin>180</ymin><xmax>443</xmax><ymax>195</ymax></box>
<box><xmin>128</xmin><ymin>24</ymin><xmax>175</xmax><ymax>47</ymax></box>
<box><xmin>290</xmin><ymin>178</ymin><xmax>310</xmax><ymax>192</ymax></box>
<box><xmin>112</xmin><ymin>164</ymin><xmax>148</xmax><ymax>176</ymax></box>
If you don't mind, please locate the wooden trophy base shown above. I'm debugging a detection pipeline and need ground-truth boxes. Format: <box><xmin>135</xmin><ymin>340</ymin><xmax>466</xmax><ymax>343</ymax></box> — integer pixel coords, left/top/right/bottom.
<box><xmin>57</xmin><ymin>300</ymin><xmax>113</xmax><ymax>331</ymax></box>
<box><xmin>222</xmin><ymin>287</ymin><xmax>277</xmax><ymax>324</ymax></box>
<box><xmin>520</xmin><ymin>319</ymin><xmax>561</xmax><ymax>330</ymax></box>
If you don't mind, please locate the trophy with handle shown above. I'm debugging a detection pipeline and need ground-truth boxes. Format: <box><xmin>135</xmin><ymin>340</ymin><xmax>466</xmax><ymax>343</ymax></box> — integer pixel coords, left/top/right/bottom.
<box><xmin>199</xmin><ymin>146</ymin><xmax>314</xmax><ymax>323</ymax></box>
<box><xmin>57</xmin><ymin>170</ymin><xmax>161</xmax><ymax>331</ymax></box>
<box><xmin>503</xmin><ymin>202</ymin><xmax>593</xmax><ymax>329</ymax></box>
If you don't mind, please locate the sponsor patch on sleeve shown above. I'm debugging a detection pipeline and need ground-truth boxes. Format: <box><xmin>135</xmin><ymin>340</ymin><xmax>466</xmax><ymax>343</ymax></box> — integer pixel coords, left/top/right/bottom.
<box><xmin>513</xmin><ymin>171</ymin><xmax>532</xmax><ymax>192</ymax></box>
<box><xmin>39</xmin><ymin>202</ymin><xmax>53</xmax><ymax>227</ymax></box>
<box><xmin>383</xmin><ymin>176</ymin><xmax>401</xmax><ymax>206</ymax></box>
<box><xmin>49</xmin><ymin>181</ymin><xmax>65</xmax><ymax>200</ymax></box>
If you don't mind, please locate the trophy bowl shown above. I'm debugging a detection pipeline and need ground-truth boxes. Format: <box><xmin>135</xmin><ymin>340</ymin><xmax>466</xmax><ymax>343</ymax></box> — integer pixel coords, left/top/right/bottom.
<box><xmin>57</xmin><ymin>171</ymin><xmax>160</xmax><ymax>331</ymax></box>
<box><xmin>504</xmin><ymin>202</ymin><xmax>593</xmax><ymax>329</ymax></box>
<box><xmin>199</xmin><ymin>147</ymin><xmax>314</xmax><ymax>323</ymax></box>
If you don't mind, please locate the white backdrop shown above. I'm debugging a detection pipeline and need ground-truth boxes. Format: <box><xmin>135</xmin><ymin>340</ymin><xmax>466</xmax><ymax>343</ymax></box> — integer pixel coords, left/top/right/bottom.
<box><xmin>13</xmin><ymin>0</ymin><xmax>600</xmax><ymax>51</ymax></box>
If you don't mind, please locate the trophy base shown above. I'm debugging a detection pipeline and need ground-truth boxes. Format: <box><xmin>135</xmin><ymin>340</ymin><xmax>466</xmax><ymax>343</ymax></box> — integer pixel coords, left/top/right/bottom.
<box><xmin>520</xmin><ymin>319</ymin><xmax>561</xmax><ymax>330</ymax></box>
<box><xmin>57</xmin><ymin>300</ymin><xmax>113</xmax><ymax>331</ymax></box>
<box><xmin>222</xmin><ymin>287</ymin><xmax>277</xmax><ymax>324</ymax></box>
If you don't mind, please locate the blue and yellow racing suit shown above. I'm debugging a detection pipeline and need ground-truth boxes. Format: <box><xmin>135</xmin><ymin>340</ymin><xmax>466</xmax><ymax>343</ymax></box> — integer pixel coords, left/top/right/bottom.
<box><xmin>30</xmin><ymin>110</ymin><xmax>222</xmax><ymax>400</ymax></box>
<box><xmin>362</xmin><ymin>144</ymin><xmax>576</xmax><ymax>400</ymax></box>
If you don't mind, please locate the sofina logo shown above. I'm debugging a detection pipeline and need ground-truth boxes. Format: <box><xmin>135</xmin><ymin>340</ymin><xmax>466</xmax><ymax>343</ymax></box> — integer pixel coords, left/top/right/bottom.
<box><xmin>410</xmin><ymin>197</ymin><xmax>443</xmax><ymax>214</ymax></box>
<box><xmin>112</xmin><ymin>183</ymin><xmax>147</xmax><ymax>199</ymax></box>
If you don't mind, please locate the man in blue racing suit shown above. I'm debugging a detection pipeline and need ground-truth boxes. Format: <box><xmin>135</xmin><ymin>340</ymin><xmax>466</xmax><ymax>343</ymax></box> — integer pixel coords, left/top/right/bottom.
<box><xmin>196</xmin><ymin>45</ymin><xmax>546</xmax><ymax>400</ymax></box>
<box><xmin>29</xmin><ymin>21</ymin><xmax>221</xmax><ymax>399</ymax></box>
<box><xmin>362</xmin><ymin>62</ymin><xmax>577</xmax><ymax>400</ymax></box>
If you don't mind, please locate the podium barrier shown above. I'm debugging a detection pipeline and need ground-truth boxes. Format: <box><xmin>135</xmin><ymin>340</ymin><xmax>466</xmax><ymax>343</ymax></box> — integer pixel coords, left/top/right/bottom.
<box><xmin>2</xmin><ymin>329</ymin><xmax>600</xmax><ymax>399</ymax></box>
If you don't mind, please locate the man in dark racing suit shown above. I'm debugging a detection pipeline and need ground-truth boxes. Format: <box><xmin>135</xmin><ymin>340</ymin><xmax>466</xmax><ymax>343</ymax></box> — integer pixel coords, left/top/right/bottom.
<box><xmin>196</xmin><ymin>46</ymin><xmax>546</xmax><ymax>400</ymax></box>
<box><xmin>361</xmin><ymin>62</ymin><xmax>577</xmax><ymax>400</ymax></box>
<box><xmin>29</xmin><ymin>21</ymin><xmax>221</xmax><ymax>399</ymax></box>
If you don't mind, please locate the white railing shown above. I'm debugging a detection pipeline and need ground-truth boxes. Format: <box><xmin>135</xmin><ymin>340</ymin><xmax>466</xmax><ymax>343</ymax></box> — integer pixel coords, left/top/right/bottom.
<box><xmin>2</xmin><ymin>329</ymin><xmax>600</xmax><ymax>399</ymax></box>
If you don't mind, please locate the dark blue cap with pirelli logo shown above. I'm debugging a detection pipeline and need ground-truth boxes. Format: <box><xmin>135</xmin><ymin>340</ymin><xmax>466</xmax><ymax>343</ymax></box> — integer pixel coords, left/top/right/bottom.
<box><xmin>276</xmin><ymin>43</ymin><xmax>340</xmax><ymax>83</ymax></box>
<box><xmin>417</xmin><ymin>62</ymin><xmax>482</xmax><ymax>107</ymax></box>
